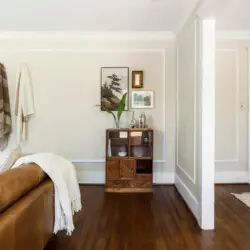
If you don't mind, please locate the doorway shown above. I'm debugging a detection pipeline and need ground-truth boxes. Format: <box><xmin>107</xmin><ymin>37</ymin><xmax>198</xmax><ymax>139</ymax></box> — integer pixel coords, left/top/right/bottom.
<box><xmin>215</xmin><ymin>45</ymin><xmax>249</xmax><ymax>183</ymax></box>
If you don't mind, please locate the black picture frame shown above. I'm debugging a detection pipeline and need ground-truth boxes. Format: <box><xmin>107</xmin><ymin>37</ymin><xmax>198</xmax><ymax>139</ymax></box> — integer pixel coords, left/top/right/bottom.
<box><xmin>100</xmin><ymin>67</ymin><xmax>129</xmax><ymax>111</ymax></box>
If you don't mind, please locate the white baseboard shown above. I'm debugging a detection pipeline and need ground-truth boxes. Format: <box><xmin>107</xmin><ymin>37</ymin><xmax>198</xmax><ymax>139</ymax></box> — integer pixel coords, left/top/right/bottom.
<box><xmin>77</xmin><ymin>170</ymin><xmax>175</xmax><ymax>184</ymax></box>
<box><xmin>76</xmin><ymin>169</ymin><xmax>249</xmax><ymax>184</ymax></box>
<box><xmin>175</xmin><ymin>174</ymin><xmax>200</xmax><ymax>225</ymax></box>
<box><xmin>77</xmin><ymin>170</ymin><xmax>105</xmax><ymax>184</ymax></box>
<box><xmin>215</xmin><ymin>171</ymin><xmax>249</xmax><ymax>184</ymax></box>
<box><xmin>154</xmin><ymin>172</ymin><xmax>174</xmax><ymax>184</ymax></box>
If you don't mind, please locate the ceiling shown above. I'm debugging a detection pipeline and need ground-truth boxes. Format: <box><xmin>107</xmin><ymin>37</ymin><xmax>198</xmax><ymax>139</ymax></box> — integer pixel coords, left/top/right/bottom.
<box><xmin>2</xmin><ymin>0</ymin><xmax>248</xmax><ymax>33</ymax></box>
<box><xmin>0</xmin><ymin>0</ymin><xmax>200</xmax><ymax>32</ymax></box>
<box><xmin>216</xmin><ymin>0</ymin><xmax>250</xmax><ymax>30</ymax></box>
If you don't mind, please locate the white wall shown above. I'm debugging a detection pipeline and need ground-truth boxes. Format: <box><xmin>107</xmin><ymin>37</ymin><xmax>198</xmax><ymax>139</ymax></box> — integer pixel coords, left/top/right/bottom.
<box><xmin>215</xmin><ymin>39</ymin><xmax>249</xmax><ymax>183</ymax></box>
<box><xmin>0</xmin><ymin>32</ymin><xmax>176</xmax><ymax>184</ymax></box>
<box><xmin>176</xmin><ymin>15</ymin><xmax>215</xmax><ymax>229</ymax></box>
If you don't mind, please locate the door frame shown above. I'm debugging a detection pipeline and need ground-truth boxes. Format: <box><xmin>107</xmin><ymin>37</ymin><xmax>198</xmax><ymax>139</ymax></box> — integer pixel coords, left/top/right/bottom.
<box><xmin>248</xmin><ymin>48</ymin><xmax>250</xmax><ymax>183</ymax></box>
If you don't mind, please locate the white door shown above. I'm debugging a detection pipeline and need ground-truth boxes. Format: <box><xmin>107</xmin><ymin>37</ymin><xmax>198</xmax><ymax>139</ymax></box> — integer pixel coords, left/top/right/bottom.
<box><xmin>215</xmin><ymin>48</ymin><xmax>248</xmax><ymax>180</ymax></box>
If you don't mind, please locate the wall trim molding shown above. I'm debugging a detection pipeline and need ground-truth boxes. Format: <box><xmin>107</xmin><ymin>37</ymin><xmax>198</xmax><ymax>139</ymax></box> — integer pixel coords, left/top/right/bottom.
<box><xmin>248</xmin><ymin>48</ymin><xmax>250</xmax><ymax>184</ymax></box>
<box><xmin>215</xmin><ymin>171</ymin><xmax>249</xmax><ymax>184</ymax></box>
<box><xmin>176</xmin><ymin>18</ymin><xmax>197</xmax><ymax>184</ymax></box>
<box><xmin>216</xmin><ymin>30</ymin><xmax>250</xmax><ymax>40</ymax></box>
<box><xmin>215</xmin><ymin>49</ymin><xmax>240</xmax><ymax>163</ymax></box>
<box><xmin>162</xmin><ymin>49</ymin><xmax>167</xmax><ymax>161</ymax></box>
<box><xmin>72</xmin><ymin>159</ymin><xmax>166</xmax><ymax>163</ymax></box>
<box><xmin>0</xmin><ymin>31</ymin><xmax>176</xmax><ymax>41</ymax></box>
<box><xmin>0</xmin><ymin>48</ymin><xmax>166</xmax><ymax>53</ymax></box>
<box><xmin>175</xmin><ymin>174</ymin><xmax>200</xmax><ymax>225</ymax></box>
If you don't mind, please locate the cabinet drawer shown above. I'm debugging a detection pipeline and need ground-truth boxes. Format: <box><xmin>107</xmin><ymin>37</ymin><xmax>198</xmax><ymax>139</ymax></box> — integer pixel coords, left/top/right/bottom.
<box><xmin>106</xmin><ymin>180</ymin><xmax>127</xmax><ymax>188</ymax></box>
<box><xmin>128</xmin><ymin>181</ymin><xmax>152</xmax><ymax>189</ymax></box>
<box><xmin>106</xmin><ymin>180</ymin><xmax>152</xmax><ymax>189</ymax></box>
<box><xmin>106</xmin><ymin>160</ymin><xmax>120</xmax><ymax>180</ymax></box>
<box><xmin>135</xmin><ymin>174</ymin><xmax>152</xmax><ymax>181</ymax></box>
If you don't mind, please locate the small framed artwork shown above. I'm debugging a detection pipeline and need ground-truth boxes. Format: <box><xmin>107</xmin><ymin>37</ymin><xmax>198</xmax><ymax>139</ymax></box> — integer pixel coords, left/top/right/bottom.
<box><xmin>132</xmin><ymin>71</ymin><xmax>143</xmax><ymax>88</ymax></box>
<box><xmin>101</xmin><ymin>67</ymin><xmax>129</xmax><ymax>111</ymax></box>
<box><xmin>131</xmin><ymin>90</ymin><xmax>154</xmax><ymax>109</ymax></box>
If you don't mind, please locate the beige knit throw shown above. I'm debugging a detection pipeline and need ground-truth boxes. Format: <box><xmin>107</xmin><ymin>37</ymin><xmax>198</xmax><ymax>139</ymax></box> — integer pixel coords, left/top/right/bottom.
<box><xmin>0</xmin><ymin>63</ymin><xmax>12</xmax><ymax>138</ymax></box>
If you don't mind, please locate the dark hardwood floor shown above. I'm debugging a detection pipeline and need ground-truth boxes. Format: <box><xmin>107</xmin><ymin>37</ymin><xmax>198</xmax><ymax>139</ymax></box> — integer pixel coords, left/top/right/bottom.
<box><xmin>45</xmin><ymin>184</ymin><xmax>250</xmax><ymax>250</ymax></box>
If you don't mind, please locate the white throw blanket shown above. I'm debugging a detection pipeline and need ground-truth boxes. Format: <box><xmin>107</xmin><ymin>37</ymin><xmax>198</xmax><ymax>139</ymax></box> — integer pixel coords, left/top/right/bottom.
<box><xmin>12</xmin><ymin>153</ymin><xmax>82</xmax><ymax>235</ymax></box>
<box><xmin>15</xmin><ymin>63</ymin><xmax>35</xmax><ymax>143</ymax></box>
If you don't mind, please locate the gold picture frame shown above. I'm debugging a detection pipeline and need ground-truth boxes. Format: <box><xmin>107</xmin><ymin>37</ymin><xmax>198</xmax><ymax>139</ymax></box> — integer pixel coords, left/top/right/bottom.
<box><xmin>132</xmin><ymin>71</ymin><xmax>143</xmax><ymax>88</ymax></box>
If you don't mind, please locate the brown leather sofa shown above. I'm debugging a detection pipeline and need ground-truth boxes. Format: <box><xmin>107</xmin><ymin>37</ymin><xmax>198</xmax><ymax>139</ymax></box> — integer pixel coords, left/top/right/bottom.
<box><xmin>0</xmin><ymin>164</ymin><xmax>54</xmax><ymax>250</ymax></box>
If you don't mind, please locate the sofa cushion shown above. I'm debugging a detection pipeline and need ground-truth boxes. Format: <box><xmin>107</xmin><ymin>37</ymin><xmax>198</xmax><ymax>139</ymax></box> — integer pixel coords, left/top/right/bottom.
<box><xmin>0</xmin><ymin>164</ymin><xmax>47</xmax><ymax>213</ymax></box>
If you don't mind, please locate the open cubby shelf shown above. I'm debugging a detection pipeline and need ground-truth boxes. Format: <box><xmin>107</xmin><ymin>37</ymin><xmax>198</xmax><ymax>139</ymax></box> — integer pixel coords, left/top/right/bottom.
<box><xmin>136</xmin><ymin>159</ymin><xmax>152</xmax><ymax>174</ymax></box>
<box><xmin>105</xmin><ymin>129</ymin><xmax>153</xmax><ymax>193</ymax></box>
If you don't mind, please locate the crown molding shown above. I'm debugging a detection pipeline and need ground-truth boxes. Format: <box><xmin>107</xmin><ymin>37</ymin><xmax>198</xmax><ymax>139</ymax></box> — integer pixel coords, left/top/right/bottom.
<box><xmin>0</xmin><ymin>31</ymin><xmax>176</xmax><ymax>41</ymax></box>
<box><xmin>175</xmin><ymin>0</ymin><xmax>204</xmax><ymax>35</ymax></box>
<box><xmin>216</xmin><ymin>30</ymin><xmax>250</xmax><ymax>40</ymax></box>
<box><xmin>175</xmin><ymin>0</ymin><xmax>223</xmax><ymax>36</ymax></box>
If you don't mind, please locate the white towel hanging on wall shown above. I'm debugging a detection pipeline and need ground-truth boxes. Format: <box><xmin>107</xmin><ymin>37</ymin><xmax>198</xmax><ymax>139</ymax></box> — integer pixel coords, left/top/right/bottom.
<box><xmin>15</xmin><ymin>63</ymin><xmax>35</xmax><ymax>144</ymax></box>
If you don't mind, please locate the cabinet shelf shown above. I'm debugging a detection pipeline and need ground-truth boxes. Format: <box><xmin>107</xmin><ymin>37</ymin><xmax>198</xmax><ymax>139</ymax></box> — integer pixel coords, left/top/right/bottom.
<box><xmin>130</xmin><ymin>157</ymin><xmax>152</xmax><ymax>160</ymax></box>
<box><xmin>107</xmin><ymin>156</ymin><xmax>129</xmax><ymax>160</ymax></box>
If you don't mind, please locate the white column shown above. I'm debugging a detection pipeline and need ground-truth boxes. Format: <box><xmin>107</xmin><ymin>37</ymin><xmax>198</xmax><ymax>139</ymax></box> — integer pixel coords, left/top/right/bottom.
<box><xmin>200</xmin><ymin>19</ymin><xmax>215</xmax><ymax>230</ymax></box>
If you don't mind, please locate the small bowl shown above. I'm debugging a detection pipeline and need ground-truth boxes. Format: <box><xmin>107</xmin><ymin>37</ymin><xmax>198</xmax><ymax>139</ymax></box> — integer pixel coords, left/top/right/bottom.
<box><xmin>118</xmin><ymin>152</ymin><xmax>127</xmax><ymax>157</ymax></box>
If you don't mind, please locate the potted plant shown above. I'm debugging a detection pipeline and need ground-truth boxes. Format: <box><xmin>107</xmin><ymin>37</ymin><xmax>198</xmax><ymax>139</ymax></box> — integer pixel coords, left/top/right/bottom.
<box><xmin>97</xmin><ymin>93</ymin><xmax>127</xmax><ymax>129</ymax></box>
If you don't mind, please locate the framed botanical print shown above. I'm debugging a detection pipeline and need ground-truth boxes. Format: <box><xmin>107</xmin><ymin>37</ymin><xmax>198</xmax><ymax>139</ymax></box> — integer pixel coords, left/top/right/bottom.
<box><xmin>101</xmin><ymin>67</ymin><xmax>129</xmax><ymax>111</ymax></box>
<box><xmin>132</xmin><ymin>71</ymin><xmax>143</xmax><ymax>88</ymax></box>
<box><xmin>131</xmin><ymin>90</ymin><xmax>154</xmax><ymax>109</ymax></box>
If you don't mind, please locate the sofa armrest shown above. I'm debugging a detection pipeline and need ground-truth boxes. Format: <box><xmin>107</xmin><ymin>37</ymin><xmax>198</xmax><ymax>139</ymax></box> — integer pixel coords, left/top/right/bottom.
<box><xmin>0</xmin><ymin>164</ymin><xmax>46</xmax><ymax>213</ymax></box>
<box><xmin>0</xmin><ymin>179</ymin><xmax>54</xmax><ymax>250</ymax></box>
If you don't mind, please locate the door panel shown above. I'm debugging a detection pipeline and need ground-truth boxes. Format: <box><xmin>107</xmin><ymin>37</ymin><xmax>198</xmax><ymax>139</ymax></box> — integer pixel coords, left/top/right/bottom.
<box><xmin>120</xmin><ymin>160</ymin><xmax>135</xmax><ymax>180</ymax></box>
<box><xmin>106</xmin><ymin>160</ymin><xmax>120</xmax><ymax>180</ymax></box>
<box><xmin>216</xmin><ymin>49</ymin><xmax>248</xmax><ymax>171</ymax></box>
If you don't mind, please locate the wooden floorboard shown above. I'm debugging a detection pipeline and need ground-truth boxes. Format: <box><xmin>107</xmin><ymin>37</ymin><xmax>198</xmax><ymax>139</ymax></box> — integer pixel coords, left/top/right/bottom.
<box><xmin>45</xmin><ymin>185</ymin><xmax>250</xmax><ymax>250</ymax></box>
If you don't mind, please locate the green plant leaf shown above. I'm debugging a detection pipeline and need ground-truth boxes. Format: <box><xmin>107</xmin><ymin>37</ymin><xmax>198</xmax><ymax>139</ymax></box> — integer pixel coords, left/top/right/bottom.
<box><xmin>96</xmin><ymin>104</ymin><xmax>117</xmax><ymax>124</ymax></box>
<box><xmin>117</xmin><ymin>92</ymin><xmax>127</xmax><ymax>121</ymax></box>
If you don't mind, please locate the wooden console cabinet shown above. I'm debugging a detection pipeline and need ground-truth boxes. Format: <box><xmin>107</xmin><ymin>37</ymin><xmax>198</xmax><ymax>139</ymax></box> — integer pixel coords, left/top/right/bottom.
<box><xmin>105</xmin><ymin>129</ymin><xmax>153</xmax><ymax>193</ymax></box>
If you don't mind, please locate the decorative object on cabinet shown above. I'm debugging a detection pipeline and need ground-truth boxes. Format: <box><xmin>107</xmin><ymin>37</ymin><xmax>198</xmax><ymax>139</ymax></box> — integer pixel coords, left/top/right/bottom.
<box><xmin>101</xmin><ymin>67</ymin><xmax>129</xmax><ymax>111</ymax></box>
<box><xmin>129</xmin><ymin>111</ymin><xmax>137</xmax><ymax>128</ymax></box>
<box><xmin>96</xmin><ymin>93</ymin><xmax>127</xmax><ymax>129</ymax></box>
<box><xmin>138</xmin><ymin>112</ymin><xmax>147</xmax><ymax>128</ymax></box>
<box><xmin>131</xmin><ymin>90</ymin><xmax>154</xmax><ymax>109</ymax></box>
<box><xmin>105</xmin><ymin>129</ymin><xmax>154</xmax><ymax>193</ymax></box>
<box><xmin>132</xmin><ymin>71</ymin><xmax>143</xmax><ymax>88</ymax></box>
